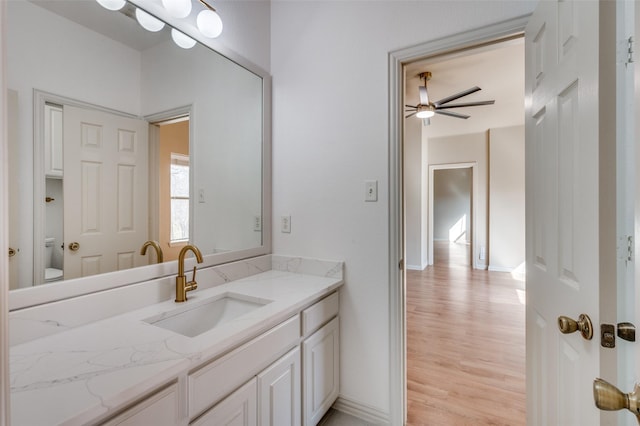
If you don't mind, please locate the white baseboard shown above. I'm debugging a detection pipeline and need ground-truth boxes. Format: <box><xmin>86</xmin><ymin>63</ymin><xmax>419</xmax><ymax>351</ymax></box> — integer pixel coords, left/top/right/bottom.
<box><xmin>332</xmin><ymin>396</ymin><xmax>390</xmax><ymax>425</ymax></box>
<box><xmin>488</xmin><ymin>265</ymin><xmax>514</xmax><ymax>273</ymax></box>
<box><xmin>406</xmin><ymin>264</ymin><xmax>423</xmax><ymax>271</ymax></box>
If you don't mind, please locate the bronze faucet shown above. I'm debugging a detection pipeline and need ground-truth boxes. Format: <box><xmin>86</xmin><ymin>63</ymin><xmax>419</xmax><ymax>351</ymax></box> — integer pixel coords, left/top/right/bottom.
<box><xmin>176</xmin><ymin>245</ymin><xmax>203</xmax><ymax>302</ymax></box>
<box><xmin>140</xmin><ymin>240</ymin><xmax>164</xmax><ymax>263</ymax></box>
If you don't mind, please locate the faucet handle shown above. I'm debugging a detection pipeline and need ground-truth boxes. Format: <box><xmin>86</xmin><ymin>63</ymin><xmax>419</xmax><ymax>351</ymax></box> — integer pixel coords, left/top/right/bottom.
<box><xmin>191</xmin><ymin>266</ymin><xmax>197</xmax><ymax>282</ymax></box>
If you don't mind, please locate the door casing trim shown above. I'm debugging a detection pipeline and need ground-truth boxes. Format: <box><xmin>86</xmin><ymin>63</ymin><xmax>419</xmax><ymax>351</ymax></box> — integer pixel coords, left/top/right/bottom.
<box><xmin>387</xmin><ymin>15</ymin><xmax>530</xmax><ymax>424</ymax></box>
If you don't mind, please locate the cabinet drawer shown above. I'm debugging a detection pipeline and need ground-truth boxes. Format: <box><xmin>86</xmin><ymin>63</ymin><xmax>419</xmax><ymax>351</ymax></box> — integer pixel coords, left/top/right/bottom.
<box><xmin>191</xmin><ymin>378</ymin><xmax>257</xmax><ymax>426</ymax></box>
<box><xmin>102</xmin><ymin>382</ymin><xmax>179</xmax><ymax>426</ymax></box>
<box><xmin>189</xmin><ymin>315</ymin><xmax>300</xmax><ymax>420</ymax></box>
<box><xmin>301</xmin><ymin>292</ymin><xmax>339</xmax><ymax>337</ymax></box>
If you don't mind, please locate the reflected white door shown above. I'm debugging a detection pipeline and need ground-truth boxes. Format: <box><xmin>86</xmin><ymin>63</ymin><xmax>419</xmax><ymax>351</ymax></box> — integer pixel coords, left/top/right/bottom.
<box><xmin>63</xmin><ymin>106</ymin><xmax>148</xmax><ymax>279</ymax></box>
<box><xmin>525</xmin><ymin>1</ymin><xmax>624</xmax><ymax>424</ymax></box>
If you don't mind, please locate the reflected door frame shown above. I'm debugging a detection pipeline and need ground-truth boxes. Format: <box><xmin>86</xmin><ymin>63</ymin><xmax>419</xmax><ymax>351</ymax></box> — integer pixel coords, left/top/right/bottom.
<box><xmin>145</xmin><ymin>106</ymin><xmax>194</xmax><ymax>252</ymax></box>
<box><xmin>428</xmin><ymin>162</ymin><xmax>476</xmax><ymax>268</ymax></box>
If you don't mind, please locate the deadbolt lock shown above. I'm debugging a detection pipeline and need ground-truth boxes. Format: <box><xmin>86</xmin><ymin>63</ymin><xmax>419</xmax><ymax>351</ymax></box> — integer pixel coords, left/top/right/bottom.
<box><xmin>601</xmin><ymin>324</ymin><xmax>615</xmax><ymax>348</ymax></box>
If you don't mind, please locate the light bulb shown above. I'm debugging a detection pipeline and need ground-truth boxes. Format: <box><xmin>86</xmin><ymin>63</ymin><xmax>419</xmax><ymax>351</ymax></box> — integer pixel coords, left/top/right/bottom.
<box><xmin>136</xmin><ymin>9</ymin><xmax>165</xmax><ymax>32</ymax></box>
<box><xmin>197</xmin><ymin>9</ymin><xmax>223</xmax><ymax>38</ymax></box>
<box><xmin>96</xmin><ymin>0</ymin><xmax>126</xmax><ymax>11</ymax></box>
<box><xmin>171</xmin><ymin>29</ymin><xmax>196</xmax><ymax>49</ymax></box>
<box><xmin>416</xmin><ymin>110</ymin><xmax>435</xmax><ymax>119</ymax></box>
<box><xmin>162</xmin><ymin>0</ymin><xmax>192</xmax><ymax>18</ymax></box>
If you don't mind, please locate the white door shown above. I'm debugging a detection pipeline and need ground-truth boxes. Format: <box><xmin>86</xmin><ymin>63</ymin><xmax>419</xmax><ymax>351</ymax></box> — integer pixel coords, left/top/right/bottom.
<box><xmin>63</xmin><ymin>106</ymin><xmax>149</xmax><ymax>279</ymax></box>
<box><xmin>525</xmin><ymin>1</ymin><xmax>627</xmax><ymax>424</ymax></box>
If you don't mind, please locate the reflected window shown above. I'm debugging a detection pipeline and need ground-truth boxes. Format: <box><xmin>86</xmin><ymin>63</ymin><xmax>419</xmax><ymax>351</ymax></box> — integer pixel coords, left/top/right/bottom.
<box><xmin>170</xmin><ymin>153</ymin><xmax>189</xmax><ymax>242</ymax></box>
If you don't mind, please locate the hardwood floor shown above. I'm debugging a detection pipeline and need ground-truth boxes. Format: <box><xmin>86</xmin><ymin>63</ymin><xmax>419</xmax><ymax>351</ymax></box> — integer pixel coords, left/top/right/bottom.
<box><xmin>406</xmin><ymin>242</ymin><xmax>526</xmax><ymax>425</ymax></box>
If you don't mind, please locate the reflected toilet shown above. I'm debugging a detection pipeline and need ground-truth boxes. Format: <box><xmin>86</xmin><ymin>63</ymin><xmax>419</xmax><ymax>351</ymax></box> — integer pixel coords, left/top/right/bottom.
<box><xmin>44</xmin><ymin>237</ymin><xmax>63</xmax><ymax>283</ymax></box>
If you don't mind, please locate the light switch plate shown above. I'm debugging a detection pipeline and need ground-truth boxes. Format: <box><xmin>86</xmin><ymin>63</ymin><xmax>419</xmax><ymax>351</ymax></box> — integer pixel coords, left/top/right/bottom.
<box><xmin>365</xmin><ymin>180</ymin><xmax>378</xmax><ymax>202</ymax></box>
<box><xmin>281</xmin><ymin>215</ymin><xmax>291</xmax><ymax>233</ymax></box>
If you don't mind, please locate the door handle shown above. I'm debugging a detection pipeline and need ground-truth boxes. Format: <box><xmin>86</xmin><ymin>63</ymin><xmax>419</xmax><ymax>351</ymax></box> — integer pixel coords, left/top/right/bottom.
<box><xmin>558</xmin><ymin>314</ymin><xmax>593</xmax><ymax>340</ymax></box>
<box><xmin>593</xmin><ymin>378</ymin><xmax>640</xmax><ymax>423</ymax></box>
<box><xmin>68</xmin><ymin>242</ymin><xmax>80</xmax><ymax>251</ymax></box>
<box><xmin>8</xmin><ymin>247</ymin><xmax>17</xmax><ymax>257</ymax></box>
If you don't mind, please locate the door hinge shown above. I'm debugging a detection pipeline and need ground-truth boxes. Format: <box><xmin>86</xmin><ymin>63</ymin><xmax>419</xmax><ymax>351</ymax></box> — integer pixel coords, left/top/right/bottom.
<box><xmin>619</xmin><ymin>36</ymin><xmax>635</xmax><ymax>65</ymax></box>
<box><xmin>398</xmin><ymin>259</ymin><xmax>404</xmax><ymax>270</ymax></box>
<box><xmin>618</xmin><ymin>235</ymin><xmax>633</xmax><ymax>262</ymax></box>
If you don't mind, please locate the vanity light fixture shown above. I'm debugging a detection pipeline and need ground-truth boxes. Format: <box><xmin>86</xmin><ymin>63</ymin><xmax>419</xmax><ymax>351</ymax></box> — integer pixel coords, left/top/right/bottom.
<box><xmin>171</xmin><ymin>28</ymin><xmax>197</xmax><ymax>49</ymax></box>
<box><xmin>96</xmin><ymin>0</ymin><xmax>223</xmax><ymax>47</ymax></box>
<box><xmin>96</xmin><ymin>0</ymin><xmax>126</xmax><ymax>11</ymax></box>
<box><xmin>196</xmin><ymin>0</ymin><xmax>223</xmax><ymax>38</ymax></box>
<box><xmin>135</xmin><ymin>8</ymin><xmax>165</xmax><ymax>32</ymax></box>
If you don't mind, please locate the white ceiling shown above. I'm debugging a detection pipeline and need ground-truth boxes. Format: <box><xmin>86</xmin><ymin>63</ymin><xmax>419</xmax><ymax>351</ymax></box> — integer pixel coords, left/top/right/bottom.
<box><xmin>28</xmin><ymin>0</ymin><xmax>170</xmax><ymax>51</ymax></box>
<box><xmin>404</xmin><ymin>38</ymin><xmax>524</xmax><ymax>139</ymax></box>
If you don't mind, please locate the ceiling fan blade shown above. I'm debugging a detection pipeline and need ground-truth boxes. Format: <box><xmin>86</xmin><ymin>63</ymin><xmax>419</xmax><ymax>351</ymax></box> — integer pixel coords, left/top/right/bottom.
<box><xmin>405</xmin><ymin>104</ymin><xmax>418</xmax><ymax>108</ymax></box>
<box><xmin>419</xmin><ymin>86</ymin><xmax>429</xmax><ymax>105</ymax></box>
<box><xmin>434</xmin><ymin>86</ymin><xmax>481</xmax><ymax>106</ymax></box>
<box><xmin>435</xmin><ymin>110</ymin><xmax>470</xmax><ymax>119</ymax></box>
<box><xmin>405</xmin><ymin>112</ymin><xmax>418</xmax><ymax>118</ymax></box>
<box><xmin>436</xmin><ymin>100</ymin><xmax>495</xmax><ymax>109</ymax></box>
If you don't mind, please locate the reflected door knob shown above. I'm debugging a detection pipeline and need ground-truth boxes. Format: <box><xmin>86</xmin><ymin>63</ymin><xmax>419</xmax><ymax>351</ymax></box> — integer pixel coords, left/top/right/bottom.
<box><xmin>68</xmin><ymin>242</ymin><xmax>80</xmax><ymax>251</ymax></box>
<box><xmin>558</xmin><ymin>314</ymin><xmax>593</xmax><ymax>340</ymax></box>
<box><xmin>593</xmin><ymin>378</ymin><xmax>640</xmax><ymax>423</ymax></box>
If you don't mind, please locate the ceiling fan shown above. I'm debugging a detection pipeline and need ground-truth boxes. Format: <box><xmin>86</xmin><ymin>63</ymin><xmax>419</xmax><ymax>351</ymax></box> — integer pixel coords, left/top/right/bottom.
<box><xmin>405</xmin><ymin>71</ymin><xmax>495</xmax><ymax>125</ymax></box>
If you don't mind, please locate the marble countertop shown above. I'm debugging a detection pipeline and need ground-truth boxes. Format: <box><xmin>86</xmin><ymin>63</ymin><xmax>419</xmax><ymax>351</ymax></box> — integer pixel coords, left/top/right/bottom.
<box><xmin>10</xmin><ymin>269</ymin><xmax>343</xmax><ymax>425</ymax></box>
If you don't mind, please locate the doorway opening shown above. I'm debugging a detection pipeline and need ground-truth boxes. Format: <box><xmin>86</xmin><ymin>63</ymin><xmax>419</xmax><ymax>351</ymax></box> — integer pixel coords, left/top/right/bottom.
<box><xmin>429</xmin><ymin>164</ymin><xmax>475</xmax><ymax>268</ymax></box>
<box><xmin>389</xmin><ymin>17</ymin><xmax>529</xmax><ymax>424</ymax></box>
<box><xmin>150</xmin><ymin>115</ymin><xmax>191</xmax><ymax>262</ymax></box>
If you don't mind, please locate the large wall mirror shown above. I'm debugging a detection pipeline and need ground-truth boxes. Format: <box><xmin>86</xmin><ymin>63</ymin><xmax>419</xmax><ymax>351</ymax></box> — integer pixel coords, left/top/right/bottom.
<box><xmin>7</xmin><ymin>0</ymin><xmax>271</xmax><ymax>309</ymax></box>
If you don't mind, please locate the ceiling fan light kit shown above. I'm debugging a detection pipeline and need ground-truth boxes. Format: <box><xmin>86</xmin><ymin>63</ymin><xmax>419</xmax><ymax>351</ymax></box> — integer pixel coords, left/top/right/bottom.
<box><xmin>405</xmin><ymin>71</ymin><xmax>495</xmax><ymax>124</ymax></box>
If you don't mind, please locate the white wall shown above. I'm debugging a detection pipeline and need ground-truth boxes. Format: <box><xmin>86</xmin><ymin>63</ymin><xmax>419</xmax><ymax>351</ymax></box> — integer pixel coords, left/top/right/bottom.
<box><xmin>270</xmin><ymin>0</ymin><xmax>536</xmax><ymax>416</ymax></box>
<box><xmin>433</xmin><ymin>168</ymin><xmax>471</xmax><ymax>242</ymax></box>
<box><xmin>489</xmin><ymin>125</ymin><xmax>525</xmax><ymax>271</ymax></box>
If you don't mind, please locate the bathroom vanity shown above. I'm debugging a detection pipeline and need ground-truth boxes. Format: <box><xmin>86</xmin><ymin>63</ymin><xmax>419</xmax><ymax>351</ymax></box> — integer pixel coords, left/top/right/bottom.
<box><xmin>9</xmin><ymin>256</ymin><xmax>343</xmax><ymax>425</ymax></box>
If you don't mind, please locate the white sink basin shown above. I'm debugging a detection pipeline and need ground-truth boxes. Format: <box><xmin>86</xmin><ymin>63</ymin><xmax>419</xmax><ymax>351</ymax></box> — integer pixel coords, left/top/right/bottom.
<box><xmin>144</xmin><ymin>292</ymin><xmax>272</xmax><ymax>337</ymax></box>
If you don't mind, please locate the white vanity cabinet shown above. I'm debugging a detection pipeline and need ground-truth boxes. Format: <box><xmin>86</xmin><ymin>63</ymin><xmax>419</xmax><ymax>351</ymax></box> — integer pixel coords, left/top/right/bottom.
<box><xmin>301</xmin><ymin>293</ymin><xmax>340</xmax><ymax>426</ymax></box>
<box><xmin>188</xmin><ymin>315</ymin><xmax>300</xmax><ymax>422</ymax></box>
<box><xmin>189</xmin><ymin>292</ymin><xmax>340</xmax><ymax>426</ymax></box>
<box><xmin>101</xmin><ymin>382</ymin><xmax>180</xmax><ymax>426</ymax></box>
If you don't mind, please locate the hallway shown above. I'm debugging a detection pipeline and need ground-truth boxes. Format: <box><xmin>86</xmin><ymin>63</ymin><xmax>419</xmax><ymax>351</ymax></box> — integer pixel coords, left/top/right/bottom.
<box><xmin>406</xmin><ymin>242</ymin><xmax>526</xmax><ymax>425</ymax></box>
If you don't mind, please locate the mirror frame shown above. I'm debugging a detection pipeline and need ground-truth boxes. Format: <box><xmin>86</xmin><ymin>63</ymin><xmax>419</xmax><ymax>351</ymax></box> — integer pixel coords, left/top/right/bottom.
<box><xmin>8</xmin><ymin>0</ymin><xmax>272</xmax><ymax>310</ymax></box>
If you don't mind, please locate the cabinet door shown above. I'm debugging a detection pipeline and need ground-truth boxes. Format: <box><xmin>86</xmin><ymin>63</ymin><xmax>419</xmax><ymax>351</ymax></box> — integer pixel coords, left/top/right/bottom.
<box><xmin>44</xmin><ymin>104</ymin><xmax>63</xmax><ymax>177</ymax></box>
<box><xmin>257</xmin><ymin>347</ymin><xmax>301</xmax><ymax>426</ymax></box>
<box><xmin>302</xmin><ymin>317</ymin><xmax>339</xmax><ymax>426</ymax></box>
<box><xmin>192</xmin><ymin>378</ymin><xmax>257</xmax><ymax>426</ymax></box>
